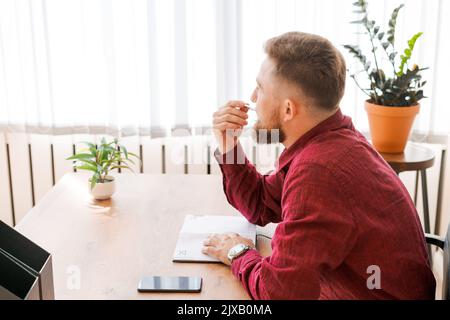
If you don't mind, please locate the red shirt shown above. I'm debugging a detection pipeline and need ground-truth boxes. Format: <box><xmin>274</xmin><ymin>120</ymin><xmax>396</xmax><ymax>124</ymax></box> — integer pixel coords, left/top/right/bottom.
<box><xmin>215</xmin><ymin>109</ymin><xmax>436</xmax><ymax>300</ymax></box>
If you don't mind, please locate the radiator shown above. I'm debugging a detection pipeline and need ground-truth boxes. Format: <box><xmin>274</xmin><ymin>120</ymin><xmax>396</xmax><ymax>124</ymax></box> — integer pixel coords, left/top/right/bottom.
<box><xmin>0</xmin><ymin>133</ymin><xmax>280</xmax><ymax>226</ymax></box>
<box><xmin>0</xmin><ymin>132</ymin><xmax>447</xmax><ymax>233</ymax></box>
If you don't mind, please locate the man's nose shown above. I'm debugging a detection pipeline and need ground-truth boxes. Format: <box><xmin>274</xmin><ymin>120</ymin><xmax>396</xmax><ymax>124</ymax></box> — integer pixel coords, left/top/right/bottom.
<box><xmin>250</xmin><ymin>89</ymin><xmax>257</xmax><ymax>103</ymax></box>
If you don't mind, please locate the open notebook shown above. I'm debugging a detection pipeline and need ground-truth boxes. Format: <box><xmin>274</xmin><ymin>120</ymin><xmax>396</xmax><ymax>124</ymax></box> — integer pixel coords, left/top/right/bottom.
<box><xmin>173</xmin><ymin>215</ymin><xmax>257</xmax><ymax>263</ymax></box>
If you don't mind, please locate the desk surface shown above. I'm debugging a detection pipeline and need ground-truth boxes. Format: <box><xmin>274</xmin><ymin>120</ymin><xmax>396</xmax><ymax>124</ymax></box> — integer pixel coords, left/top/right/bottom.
<box><xmin>15</xmin><ymin>173</ymin><xmax>272</xmax><ymax>299</ymax></box>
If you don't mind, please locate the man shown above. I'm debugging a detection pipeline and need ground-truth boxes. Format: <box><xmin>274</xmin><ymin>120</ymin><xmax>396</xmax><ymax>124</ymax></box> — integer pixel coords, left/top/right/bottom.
<box><xmin>202</xmin><ymin>32</ymin><xmax>436</xmax><ymax>299</ymax></box>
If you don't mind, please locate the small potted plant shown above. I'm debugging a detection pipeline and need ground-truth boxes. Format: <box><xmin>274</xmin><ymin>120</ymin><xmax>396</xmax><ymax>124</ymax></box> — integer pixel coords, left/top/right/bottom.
<box><xmin>67</xmin><ymin>138</ymin><xmax>140</xmax><ymax>200</ymax></box>
<box><xmin>344</xmin><ymin>0</ymin><xmax>427</xmax><ymax>153</ymax></box>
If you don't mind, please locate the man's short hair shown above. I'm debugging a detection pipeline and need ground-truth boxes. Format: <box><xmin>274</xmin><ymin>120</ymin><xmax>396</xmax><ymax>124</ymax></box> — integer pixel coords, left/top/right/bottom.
<box><xmin>264</xmin><ymin>32</ymin><xmax>346</xmax><ymax>111</ymax></box>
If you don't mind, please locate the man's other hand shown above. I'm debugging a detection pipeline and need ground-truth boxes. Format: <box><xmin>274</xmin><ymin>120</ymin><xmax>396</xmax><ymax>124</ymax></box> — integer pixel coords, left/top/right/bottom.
<box><xmin>212</xmin><ymin>101</ymin><xmax>249</xmax><ymax>154</ymax></box>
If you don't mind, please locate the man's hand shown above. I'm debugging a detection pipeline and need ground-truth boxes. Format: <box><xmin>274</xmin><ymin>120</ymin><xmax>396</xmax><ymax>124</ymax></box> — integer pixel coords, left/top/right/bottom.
<box><xmin>202</xmin><ymin>232</ymin><xmax>256</xmax><ymax>266</ymax></box>
<box><xmin>213</xmin><ymin>101</ymin><xmax>249</xmax><ymax>154</ymax></box>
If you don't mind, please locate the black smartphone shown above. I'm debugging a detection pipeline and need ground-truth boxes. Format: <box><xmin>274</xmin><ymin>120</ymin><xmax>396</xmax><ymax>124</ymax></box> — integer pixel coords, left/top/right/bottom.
<box><xmin>137</xmin><ymin>276</ymin><xmax>202</xmax><ymax>293</ymax></box>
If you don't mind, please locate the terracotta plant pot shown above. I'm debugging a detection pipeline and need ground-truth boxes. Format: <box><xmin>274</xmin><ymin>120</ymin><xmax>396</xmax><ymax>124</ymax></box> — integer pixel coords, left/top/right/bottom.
<box><xmin>365</xmin><ymin>101</ymin><xmax>420</xmax><ymax>153</ymax></box>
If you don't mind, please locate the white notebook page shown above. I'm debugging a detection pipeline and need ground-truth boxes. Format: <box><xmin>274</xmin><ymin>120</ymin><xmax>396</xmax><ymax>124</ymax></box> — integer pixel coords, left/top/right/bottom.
<box><xmin>173</xmin><ymin>215</ymin><xmax>257</xmax><ymax>263</ymax></box>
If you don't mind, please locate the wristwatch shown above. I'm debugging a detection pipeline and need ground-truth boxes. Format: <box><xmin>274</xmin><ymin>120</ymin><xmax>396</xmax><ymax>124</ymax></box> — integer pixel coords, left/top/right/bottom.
<box><xmin>227</xmin><ymin>244</ymin><xmax>252</xmax><ymax>263</ymax></box>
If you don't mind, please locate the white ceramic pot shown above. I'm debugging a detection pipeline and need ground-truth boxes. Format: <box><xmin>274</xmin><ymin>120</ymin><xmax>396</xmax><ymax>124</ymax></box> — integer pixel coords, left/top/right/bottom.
<box><xmin>89</xmin><ymin>176</ymin><xmax>116</xmax><ymax>200</ymax></box>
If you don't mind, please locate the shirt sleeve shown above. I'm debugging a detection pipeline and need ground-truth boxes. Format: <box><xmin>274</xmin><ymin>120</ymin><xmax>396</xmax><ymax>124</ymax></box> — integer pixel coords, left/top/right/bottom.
<box><xmin>230</xmin><ymin>162</ymin><xmax>357</xmax><ymax>300</ymax></box>
<box><xmin>214</xmin><ymin>143</ymin><xmax>283</xmax><ymax>226</ymax></box>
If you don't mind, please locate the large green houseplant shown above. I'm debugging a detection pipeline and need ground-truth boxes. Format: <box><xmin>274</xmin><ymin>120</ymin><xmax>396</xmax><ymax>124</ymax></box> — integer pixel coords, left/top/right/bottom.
<box><xmin>344</xmin><ymin>0</ymin><xmax>428</xmax><ymax>153</ymax></box>
<box><xmin>67</xmin><ymin>138</ymin><xmax>140</xmax><ymax>200</ymax></box>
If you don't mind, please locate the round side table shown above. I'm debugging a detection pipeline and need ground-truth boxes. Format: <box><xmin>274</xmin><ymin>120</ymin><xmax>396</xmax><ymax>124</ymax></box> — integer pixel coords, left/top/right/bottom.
<box><xmin>380</xmin><ymin>144</ymin><xmax>435</xmax><ymax>262</ymax></box>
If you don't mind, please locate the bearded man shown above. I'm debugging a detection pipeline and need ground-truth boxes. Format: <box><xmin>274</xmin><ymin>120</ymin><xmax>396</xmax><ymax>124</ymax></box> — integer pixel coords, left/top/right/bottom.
<box><xmin>203</xmin><ymin>32</ymin><xmax>435</xmax><ymax>300</ymax></box>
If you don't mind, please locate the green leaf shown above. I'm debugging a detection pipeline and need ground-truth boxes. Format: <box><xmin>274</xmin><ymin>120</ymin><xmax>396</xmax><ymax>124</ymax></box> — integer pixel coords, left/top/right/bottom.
<box><xmin>111</xmin><ymin>165</ymin><xmax>132</xmax><ymax>171</ymax></box>
<box><xmin>79</xmin><ymin>141</ymin><xmax>96</xmax><ymax>149</ymax></box>
<box><xmin>76</xmin><ymin>164</ymin><xmax>98</xmax><ymax>173</ymax></box>
<box><xmin>397</xmin><ymin>32</ymin><xmax>423</xmax><ymax>77</ymax></box>
<box><xmin>127</xmin><ymin>152</ymin><xmax>140</xmax><ymax>159</ymax></box>
<box><xmin>353</xmin><ymin>0</ymin><xmax>368</xmax><ymax>11</ymax></box>
<box><xmin>66</xmin><ymin>153</ymin><xmax>94</xmax><ymax>161</ymax></box>
<box><xmin>350</xmin><ymin>19</ymin><xmax>365</xmax><ymax>24</ymax></box>
<box><xmin>123</xmin><ymin>157</ymin><xmax>136</xmax><ymax>165</ymax></box>
<box><xmin>75</xmin><ymin>158</ymin><xmax>98</xmax><ymax>167</ymax></box>
<box><xmin>90</xmin><ymin>173</ymin><xmax>99</xmax><ymax>190</ymax></box>
<box><xmin>387</xmin><ymin>4</ymin><xmax>404</xmax><ymax>46</ymax></box>
<box><xmin>89</xmin><ymin>146</ymin><xmax>98</xmax><ymax>156</ymax></box>
<box><xmin>119</xmin><ymin>145</ymin><xmax>128</xmax><ymax>159</ymax></box>
<box><xmin>102</xmin><ymin>151</ymin><xmax>109</xmax><ymax>161</ymax></box>
<box><xmin>343</xmin><ymin>44</ymin><xmax>368</xmax><ymax>67</ymax></box>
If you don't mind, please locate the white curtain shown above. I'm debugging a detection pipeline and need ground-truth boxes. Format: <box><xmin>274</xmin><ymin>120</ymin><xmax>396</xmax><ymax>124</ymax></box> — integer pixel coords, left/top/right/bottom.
<box><xmin>0</xmin><ymin>0</ymin><xmax>449</xmax><ymax>138</ymax></box>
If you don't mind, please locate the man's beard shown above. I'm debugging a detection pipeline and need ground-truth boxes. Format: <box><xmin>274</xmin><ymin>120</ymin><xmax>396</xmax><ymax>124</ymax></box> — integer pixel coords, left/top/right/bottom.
<box><xmin>252</xmin><ymin>118</ymin><xmax>286</xmax><ymax>144</ymax></box>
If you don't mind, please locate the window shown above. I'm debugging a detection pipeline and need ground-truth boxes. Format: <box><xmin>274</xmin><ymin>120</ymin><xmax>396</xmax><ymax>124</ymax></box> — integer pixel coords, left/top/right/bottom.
<box><xmin>0</xmin><ymin>0</ymin><xmax>448</xmax><ymax>138</ymax></box>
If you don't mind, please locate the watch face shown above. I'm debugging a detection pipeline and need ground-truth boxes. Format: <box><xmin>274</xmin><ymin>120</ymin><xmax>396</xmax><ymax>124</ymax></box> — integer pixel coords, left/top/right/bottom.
<box><xmin>233</xmin><ymin>245</ymin><xmax>242</xmax><ymax>254</ymax></box>
<box><xmin>228</xmin><ymin>244</ymin><xmax>248</xmax><ymax>261</ymax></box>
<box><xmin>233</xmin><ymin>244</ymin><xmax>245</xmax><ymax>254</ymax></box>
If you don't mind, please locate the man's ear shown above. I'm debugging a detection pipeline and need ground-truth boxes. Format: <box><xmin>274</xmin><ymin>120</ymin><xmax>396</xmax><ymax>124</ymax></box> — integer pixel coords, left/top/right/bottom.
<box><xmin>281</xmin><ymin>98</ymin><xmax>298</xmax><ymax>122</ymax></box>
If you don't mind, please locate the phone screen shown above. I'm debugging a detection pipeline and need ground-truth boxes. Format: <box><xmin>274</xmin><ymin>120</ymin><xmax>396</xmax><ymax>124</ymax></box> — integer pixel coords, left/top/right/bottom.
<box><xmin>137</xmin><ymin>276</ymin><xmax>202</xmax><ymax>293</ymax></box>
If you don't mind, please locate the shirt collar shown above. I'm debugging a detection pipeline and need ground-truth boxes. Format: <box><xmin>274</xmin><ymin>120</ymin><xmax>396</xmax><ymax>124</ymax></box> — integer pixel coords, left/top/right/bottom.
<box><xmin>276</xmin><ymin>109</ymin><xmax>354</xmax><ymax>171</ymax></box>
